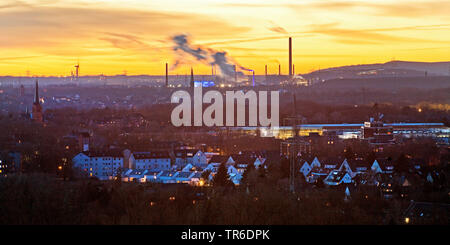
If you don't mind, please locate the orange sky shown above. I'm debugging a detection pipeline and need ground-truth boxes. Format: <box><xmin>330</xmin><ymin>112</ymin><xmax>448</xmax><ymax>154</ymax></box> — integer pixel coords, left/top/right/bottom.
<box><xmin>1</xmin><ymin>0</ymin><xmax>449</xmax><ymax>76</ymax></box>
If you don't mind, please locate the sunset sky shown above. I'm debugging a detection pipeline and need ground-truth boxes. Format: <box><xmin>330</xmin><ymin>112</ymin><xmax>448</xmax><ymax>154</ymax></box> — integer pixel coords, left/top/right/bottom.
<box><xmin>1</xmin><ymin>0</ymin><xmax>449</xmax><ymax>76</ymax></box>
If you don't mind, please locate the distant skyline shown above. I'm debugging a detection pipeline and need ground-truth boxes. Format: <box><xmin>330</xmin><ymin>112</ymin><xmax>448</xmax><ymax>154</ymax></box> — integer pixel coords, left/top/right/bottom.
<box><xmin>1</xmin><ymin>0</ymin><xmax>450</xmax><ymax>76</ymax></box>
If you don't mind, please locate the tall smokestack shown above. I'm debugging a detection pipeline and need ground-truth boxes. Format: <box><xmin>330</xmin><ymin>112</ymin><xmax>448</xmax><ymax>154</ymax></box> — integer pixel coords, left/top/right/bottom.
<box><xmin>165</xmin><ymin>63</ymin><xmax>168</xmax><ymax>87</ymax></box>
<box><xmin>190</xmin><ymin>67</ymin><xmax>194</xmax><ymax>88</ymax></box>
<box><xmin>252</xmin><ymin>70</ymin><xmax>255</xmax><ymax>87</ymax></box>
<box><xmin>211</xmin><ymin>65</ymin><xmax>214</xmax><ymax>83</ymax></box>
<box><xmin>289</xmin><ymin>37</ymin><xmax>292</xmax><ymax>78</ymax></box>
<box><xmin>234</xmin><ymin>65</ymin><xmax>237</xmax><ymax>83</ymax></box>
<box><xmin>265</xmin><ymin>65</ymin><xmax>267</xmax><ymax>77</ymax></box>
<box><xmin>279</xmin><ymin>64</ymin><xmax>281</xmax><ymax>76</ymax></box>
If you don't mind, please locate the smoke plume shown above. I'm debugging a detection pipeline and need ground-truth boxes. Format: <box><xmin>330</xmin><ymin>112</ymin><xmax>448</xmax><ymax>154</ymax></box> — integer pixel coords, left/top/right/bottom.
<box><xmin>171</xmin><ymin>34</ymin><xmax>249</xmax><ymax>79</ymax></box>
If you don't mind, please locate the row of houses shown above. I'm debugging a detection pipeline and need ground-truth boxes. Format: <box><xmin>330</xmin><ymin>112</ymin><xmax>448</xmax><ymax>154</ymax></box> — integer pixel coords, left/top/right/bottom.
<box><xmin>72</xmin><ymin>149</ymin><xmax>269</xmax><ymax>182</ymax></box>
<box><xmin>120</xmin><ymin>169</ymin><xmax>204</xmax><ymax>185</ymax></box>
<box><xmin>73</xmin><ymin>148</ymin><xmax>431</xmax><ymax>188</ymax></box>
<box><xmin>298</xmin><ymin>156</ymin><xmax>424</xmax><ymax>187</ymax></box>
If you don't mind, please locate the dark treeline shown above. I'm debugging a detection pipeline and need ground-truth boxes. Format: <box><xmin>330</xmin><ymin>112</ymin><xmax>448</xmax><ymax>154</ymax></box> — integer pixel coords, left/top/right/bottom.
<box><xmin>0</xmin><ymin>165</ymin><xmax>448</xmax><ymax>225</ymax></box>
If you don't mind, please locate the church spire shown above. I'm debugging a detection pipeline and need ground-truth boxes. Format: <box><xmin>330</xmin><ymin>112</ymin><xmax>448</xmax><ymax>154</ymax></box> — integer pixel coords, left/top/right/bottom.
<box><xmin>33</xmin><ymin>79</ymin><xmax>39</xmax><ymax>105</ymax></box>
<box><xmin>31</xmin><ymin>79</ymin><xmax>43</xmax><ymax>123</ymax></box>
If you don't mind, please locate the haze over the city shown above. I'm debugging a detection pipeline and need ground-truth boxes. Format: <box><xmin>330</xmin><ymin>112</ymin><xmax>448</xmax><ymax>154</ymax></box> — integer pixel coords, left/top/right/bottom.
<box><xmin>1</xmin><ymin>0</ymin><xmax>450</xmax><ymax>76</ymax></box>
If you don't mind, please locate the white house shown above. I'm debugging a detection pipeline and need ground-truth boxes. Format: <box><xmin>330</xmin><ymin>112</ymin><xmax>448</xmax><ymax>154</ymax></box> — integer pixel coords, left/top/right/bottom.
<box><xmin>227</xmin><ymin>165</ymin><xmax>240</xmax><ymax>176</ymax></box>
<box><xmin>72</xmin><ymin>150</ymin><xmax>125</xmax><ymax>180</ymax></box>
<box><xmin>299</xmin><ymin>160</ymin><xmax>312</xmax><ymax>177</ymax></box>
<box><xmin>371</xmin><ymin>159</ymin><xmax>395</xmax><ymax>174</ymax></box>
<box><xmin>338</xmin><ymin>159</ymin><xmax>355</xmax><ymax>178</ymax></box>
<box><xmin>324</xmin><ymin>170</ymin><xmax>352</xmax><ymax>186</ymax></box>
<box><xmin>229</xmin><ymin>173</ymin><xmax>242</xmax><ymax>185</ymax></box>
<box><xmin>321</xmin><ymin>157</ymin><xmax>342</xmax><ymax>169</ymax></box>
<box><xmin>157</xmin><ymin>170</ymin><xmax>177</xmax><ymax>183</ymax></box>
<box><xmin>204</xmin><ymin>163</ymin><xmax>220</xmax><ymax>173</ymax></box>
<box><xmin>306</xmin><ymin>167</ymin><xmax>333</xmax><ymax>183</ymax></box>
<box><xmin>182</xmin><ymin>163</ymin><xmax>194</xmax><ymax>172</ymax></box>
<box><xmin>129</xmin><ymin>151</ymin><xmax>171</xmax><ymax>172</ymax></box>
<box><xmin>310</xmin><ymin>157</ymin><xmax>321</xmax><ymax>168</ymax></box>
<box><xmin>209</xmin><ymin>155</ymin><xmax>234</xmax><ymax>165</ymax></box>
<box><xmin>122</xmin><ymin>169</ymin><xmax>147</xmax><ymax>182</ymax></box>
<box><xmin>174</xmin><ymin>149</ymin><xmax>208</xmax><ymax>169</ymax></box>
<box><xmin>173</xmin><ymin>171</ymin><xmax>196</xmax><ymax>184</ymax></box>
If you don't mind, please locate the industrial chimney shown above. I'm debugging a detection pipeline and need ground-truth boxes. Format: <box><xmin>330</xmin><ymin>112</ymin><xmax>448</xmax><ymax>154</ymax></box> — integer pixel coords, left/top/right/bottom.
<box><xmin>234</xmin><ymin>65</ymin><xmax>237</xmax><ymax>84</ymax></box>
<box><xmin>289</xmin><ymin>37</ymin><xmax>292</xmax><ymax>77</ymax></box>
<box><xmin>165</xmin><ymin>63</ymin><xmax>168</xmax><ymax>87</ymax></box>
<box><xmin>279</xmin><ymin>64</ymin><xmax>281</xmax><ymax>76</ymax></box>
<box><xmin>190</xmin><ymin>67</ymin><xmax>194</xmax><ymax>88</ymax></box>
<box><xmin>252</xmin><ymin>70</ymin><xmax>255</xmax><ymax>87</ymax></box>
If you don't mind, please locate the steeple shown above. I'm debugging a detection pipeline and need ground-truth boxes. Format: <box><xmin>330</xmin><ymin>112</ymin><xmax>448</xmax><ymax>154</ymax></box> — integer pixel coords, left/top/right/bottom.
<box><xmin>31</xmin><ymin>79</ymin><xmax>43</xmax><ymax>123</ymax></box>
<box><xmin>33</xmin><ymin>79</ymin><xmax>39</xmax><ymax>105</ymax></box>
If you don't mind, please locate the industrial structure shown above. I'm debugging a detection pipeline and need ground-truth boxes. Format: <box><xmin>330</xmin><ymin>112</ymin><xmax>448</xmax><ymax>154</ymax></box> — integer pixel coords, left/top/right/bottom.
<box><xmin>165</xmin><ymin>63</ymin><xmax>169</xmax><ymax>87</ymax></box>
<box><xmin>190</xmin><ymin>67</ymin><xmax>194</xmax><ymax>88</ymax></box>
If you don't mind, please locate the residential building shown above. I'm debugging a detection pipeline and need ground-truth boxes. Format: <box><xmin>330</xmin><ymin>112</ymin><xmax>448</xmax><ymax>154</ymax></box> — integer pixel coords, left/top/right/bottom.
<box><xmin>72</xmin><ymin>150</ymin><xmax>125</xmax><ymax>180</ymax></box>
<box><xmin>129</xmin><ymin>151</ymin><xmax>171</xmax><ymax>171</ymax></box>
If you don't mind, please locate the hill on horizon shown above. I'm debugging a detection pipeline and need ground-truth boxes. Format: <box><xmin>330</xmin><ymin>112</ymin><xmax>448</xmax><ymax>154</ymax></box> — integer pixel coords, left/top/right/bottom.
<box><xmin>302</xmin><ymin>60</ymin><xmax>450</xmax><ymax>81</ymax></box>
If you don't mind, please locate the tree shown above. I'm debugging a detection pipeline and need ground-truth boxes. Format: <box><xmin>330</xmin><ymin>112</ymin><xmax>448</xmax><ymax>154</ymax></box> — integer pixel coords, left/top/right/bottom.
<box><xmin>315</xmin><ymin>177</ymin><xmax>325</xmax><ymax>188</ymax></box>
<box><xmin>257</xmin><ymin>165</ymin><xmax>267</xmax><ymax>178</ymax></box>
<box><xmin>344</xmin><ymin>146</ymin><xmax>354</xmax><ymax>160</ymax></box>
<box><xmin>201</xmin><ymin>170</ymin><xmax>212</xmax><ymax>183</ymax></box>
<box><xmin>241</xmin><ymin>163</ymin><xmax>255</xmax><ymax>186</ymax></box>
<box><xmin>212</xmin><ymin>162</ymin><xmax>233</xmax><ymax>187</ymax></box>
<box><xmin>396</xmin><ymin>154</ymin><xmax>409</xmax><ymax>174</ymax></box>
<box><xmin>280</xmin><ymin>157</ymin><xmax>290</xmax><ymax>179</ymax></box>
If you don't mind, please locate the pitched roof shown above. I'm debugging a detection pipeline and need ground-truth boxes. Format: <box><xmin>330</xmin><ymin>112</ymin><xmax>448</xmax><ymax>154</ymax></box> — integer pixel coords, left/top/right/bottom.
<box><xmin>191</xmin><ymin>172</ymin><xmax>202</xmax><ymax>178</ymax></box>
<box><xmin>128</xmin><ymin>169</ymin><xmax>146</xmax><ymax>176</ymax></box>
<box><xmin>231</xmin><ymin>154</ymin><xmax>256</xmax><ymax>165</ymax></box>
<box><xmin>176</xmin><ymin>171</ymin><xmax>193</xmax><ymax>178</ymax></box>
<box><xmin>325</xmin><ymin>170</ymin><xmax>349</xmax><ymax>183</ymax></box>
<box><xmin>174</xmin><ymin>149</ymin><xmax>200</xmax><ymax>158</ymax></box>
<box><xmin>310</xmin><ymin>167</ymin><xmax>333</xmax><ymax>175</ymax></box>
<box><xmin>321</xmin><ymin>157</ymin><xmax>343</xmax><ymax>166</ymax></box>
<box><xmin>348</xmin><ymin>159</ymin><xmax>371</xmax><ymax>169</ymax></box>
<box><xmin>159</xmin><ymin>171</ymin><xmax>177</xmax><ymax>177</ymax></box>
<box><xmin>87</xmin><ymin>150</ymin><xmax>124</xmax><ymax>158</ymax></box>
<box><xmin>209</xmin><ymin>155</ymin><xmax>229</xmax><ymax>164</ymax></box>
<box><xmin>133</xmin><ymin>151</ymin><xmax>170</xmax><ymax>159</ymax></box>
<box><xmin>375</xmin><ymin>158</ymin><xmax>394</xmax><ymax>169</ymax></box>
<box><xmin>144</xmin><ymin>171</ymin><xmax>161</xmax><ymax>176</ymax></box>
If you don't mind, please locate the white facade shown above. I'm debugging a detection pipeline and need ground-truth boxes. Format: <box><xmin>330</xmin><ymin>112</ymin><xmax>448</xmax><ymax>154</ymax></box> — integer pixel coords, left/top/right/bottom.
<box><xmin>310</xmin><ymin>157</ymin><xmax>321</xmax><ymax>168</ymax></box>
<box><xmin>129</xmin><ymin>152</ymin><xmax>171</xmax><ymax>172</ymax></box>
<box><xmin>339</xmin><ymin>159</ymin><xmax>355</xmax><ymax>178</ymax></box>
<box><xmin>300</xmin><ymin>161</ymin><xmax>312</xmax><ymax>177</ymax></box>
<box><xmin>324</xmin><ymin>170</ymin><xmax>352</xmax><ymax>186</ymax></box>
<box><xmin>175</xmin><ymin>150</ymin><xmax>208</xmax><ymax>168</ymax></box>
<box><xmin>72</xmin><ymin>152</ymin><xmax>124</xmax><ymax>180</ymax></box>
